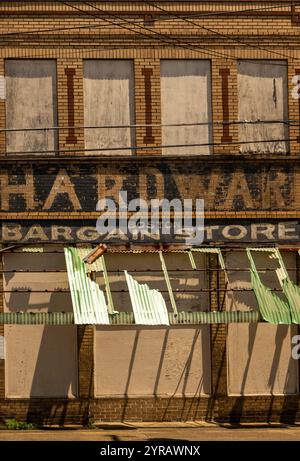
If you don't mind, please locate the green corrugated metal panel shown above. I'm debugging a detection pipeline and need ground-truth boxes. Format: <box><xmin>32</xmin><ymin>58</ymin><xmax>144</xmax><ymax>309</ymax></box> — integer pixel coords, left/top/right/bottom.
<box><xmin>246</xmin><ymin>247</ymin><xmax>300</xmax><ymax>324</ymax></box>
<box><xmin>0</xmin><ymin>310</ymin><xmax>261</xmax><ymax>324</ymax></box>
<box><xmin>75</xmin><ymin>248</ymin><xmax>116</xmax><ymax>314</ymax></box>
<box><xmin>125</xmin><ymin>271</ymin><xmax>169</xmax><ymax>325</ymax></box>
<box><xmin>271</xmin><ymin>248</ymin><xmax>300</xmax><ymax>324</ymax></box>
<box><xmin>109</xmin><ymin>310</ymin><xmax>261</xmax><ymax>325</ymax></box>
<box><xmin>171</xmin><ymin>310</ymin><xmax>261</xmax><ymax>324</ymax></box>
<box><xmin>249</xmin><ymin>248</ymin><xmax>289</xmax><ymax>286</ymax></box>
<box><xmin>0</xmin><ymin>312</ymin><xmax>74</xmax><ymax>325</ymax></box>
<box><xmin>64</xmin><ymin>247</ymin><xmax>110</xmax><ymax>325</ymax></box>
<box><xmin>282</xmin><ymin>277</ymin><xmax>300</xmax><ymax>324</ymax></box>
<box><xmin>250</xmin><ymin>269</ymin><xmax>291</xmax><ymax>324</ymax></box>
<box><xmin>76</xmin><ymin>247</ymin><xmax>103</xmax><ymax>273</ymax></box>
<box><xmin>109</xmin><ymin>311</ymin><xmax>135</xmax><ymax>325</ymax></box>
<box><xmin>247</xmin><ymin>249</ymin><xmax>291</xmax><ymax>324</ymax></box>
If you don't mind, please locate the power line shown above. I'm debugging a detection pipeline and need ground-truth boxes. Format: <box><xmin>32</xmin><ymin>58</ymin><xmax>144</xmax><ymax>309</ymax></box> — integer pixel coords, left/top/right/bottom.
<box><xmin>0</xmin><ymin>1</ymin><xmax>298</xmax><ymax>39</ymax></box>
<box><xmin>0</xmin><ymin>268</ymin><xmax>297</xmax><ymax>272</ymax></box>
<box><xmin>145</xmin><ymin>0</ymin><xmax>300</xmax><ymax>63</ymax></box>
<box><xmin>162</xmin><ymin>1</ymin><xmax>300</xmax><ymax>18</ymax></box>
<box><xmin>69</xmin><ymin>1</ymin><xmax>297</xmax><ymax>65</ymax></box>
<box><xmin>0</xmin><ymin>289</ymin><xmax>287</xmax><ymax>293</ymax></box>
<box><xmin>1</xmin><ymin>136</ymin><xmax>295</xmax><ymax>156</ymax></box>
<box><xmin>0</xmin><ymin>18</ymin><xmax>150</xmax><ymax>37</ymax></box>
<box><xmin>1</xmin><ymin>119</ymin><xmax>298</xmax><ymax>133</ymax></box>
<box><xmin>60</xmin><ymin>1</ymin><xmax>235</xmax><ymax>61</ymax></box>
<box><xmin>0</xmin><ymin>1</ymin><xmax>296</xmax><ymax>64</ymax></box>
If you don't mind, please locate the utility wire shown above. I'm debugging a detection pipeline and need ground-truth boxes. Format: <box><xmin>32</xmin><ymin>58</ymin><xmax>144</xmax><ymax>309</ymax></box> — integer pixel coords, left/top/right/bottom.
<box><xmin>69</xmin><ymin>1</ymin><xmax>297</xmax><ymax>65</ymax></box>
<box><xmin>0</xmin><ymin>268</ymin><xmax>297</xmax><ymax>272</ymax></box>
<box><xmin>0</xmin><ymin>1</ymin><xmax>297</xmax><ymax>64</ymax></box>
<box><xmin>0</xmin><ymin>289</ymin><xmax>288</xmax><ymax>293</ymax></box>
<box><xmin>1</xmin><ymin>136</ymin><xmax>294</xmax><ymax>156</ymax></box>
<box><xmin>0</xmin><ymin>119</ymin><xmax>298</xmax><ymax>133</ymax></box>
<box><xmin>0</xmin><ymin>18</ymin><xmax>154</xmax><ymax>37</ymax></box>
<box><xmin>0</xmin><ymin>1</ymin><xmax>298</xmax><ymax>39</ymax></box>
<box><xmin>60</xmin><ymin>1</ymin><xmax>236</xmax><ymax>61</ymax></box>
<box><xmin>146</xmin><ymin>0</ymin><xmax>300</xmax><ymax>63</ymax></box>
<box><xmin>159</xmin><ymin>1</ymin><xmax>300</xmax><ymax>18</ymax></box>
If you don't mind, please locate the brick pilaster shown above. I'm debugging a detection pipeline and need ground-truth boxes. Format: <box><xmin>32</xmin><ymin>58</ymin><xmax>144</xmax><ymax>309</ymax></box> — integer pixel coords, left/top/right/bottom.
<box><xmin>0</xmin><ymin>59</ymin><xmax>6</xmax><ymax>155</ymax></box>
<box><xmin>78</xmin><ymin>325</ymin><xmax>94</xmax><ymax>400</ymax></box>
<box><xmin>208</xmin><ymin>253</ymin><xmax>227</xmax><ymax>419</ymax></box>
<box><xmin>0</xmin><ymin>249</ymin><xmax>4</xmax><ymax>399</ymax></box>
<box><xmin>212</xmin><ymin>60</ymin><xmax>239</xmax><ymax>155</ymax></box>
<box><xmin>57</xmin><ymin>59</ymin><xmax>84</xmax><ymax>155</ymax></box>
<box><xmin>134</xmin><ymin>58</ymin><xmax>161</xmax><ymax>155</ymax></box>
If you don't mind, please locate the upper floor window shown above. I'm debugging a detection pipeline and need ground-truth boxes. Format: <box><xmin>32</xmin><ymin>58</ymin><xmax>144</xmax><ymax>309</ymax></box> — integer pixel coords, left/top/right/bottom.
<box><xmin>83</xmin><ymin>60</ymin><xmax>135</xmax><ymax>156</ymax></box>
<box><xmin>5</xmin><ymin>59</ymin><xmax>58</xmax><ymax>155</ymax></box>
<box><xmin>160</xmin><ymin>60</ymin><xmax>212</xmax><ymax>155</ymax></box>
<box><xmin>237</xmin><ymin>60</ymin><xmax>288</xmax><ymax>154</ymax></box>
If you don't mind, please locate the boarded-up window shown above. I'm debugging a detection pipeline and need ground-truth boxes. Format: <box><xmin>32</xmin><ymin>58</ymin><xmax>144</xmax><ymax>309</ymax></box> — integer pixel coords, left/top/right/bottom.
<box><xmin>5</xmin><ymin>60</ymin><xmax>58</xmax><ymax>154</ymax></box>
<box><xmin>226</xmin><ymin>251</ymin><xmax>298</xmax><ymax>395</ymax></box>
<box><xmin>4</xmin><ymin>246</ymin><xmax>78</xmax><ymax>398</ymax></box>
<box><xmin>161</xmin><ymin>60</ymin><xmax>212</xmax><ymax>155</ymax></box>
<box><xmin>237</xmin><ymin>60</ymin><xmax>288</xmax><ymax>154</ymax></box>
<box><xmin>94</xmin><ymin>252</ymin><xmax>211</xmax><ymax>396</ymax></box>
<box><xmin>83</xmin><ymin>60</ymin><xmax>135</xmax><ymax>155</ymax></box>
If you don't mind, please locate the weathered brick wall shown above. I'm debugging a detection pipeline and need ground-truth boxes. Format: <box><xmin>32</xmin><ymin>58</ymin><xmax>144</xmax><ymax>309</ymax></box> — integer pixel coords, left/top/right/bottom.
<box><xmin>78</xmin><ymin>325</ymin><xmax>94</xmax><ymax>400</ymax></box>
<box><xmin>57</xmin><ymin>59</ymin><xmax>85</xmax><ymax>153</ymax></box>
<box><xmin>0</xmin><ymin>1</ymin><xmax>299</xmax><ymax>158</ymax></box>
<box><xmin>0</xmin><ymin>249</ymin><xmax>4</xmax><ymax>400</ymax></box>
<box><xmin>0</xmin><ymin>58</ymin><xmax>5</xmax><ymax>154</ymax></box>
<box><xmin>0</xmin><ymin>1</ymin><xmax>298</xmax><ymax>424</ymax></box>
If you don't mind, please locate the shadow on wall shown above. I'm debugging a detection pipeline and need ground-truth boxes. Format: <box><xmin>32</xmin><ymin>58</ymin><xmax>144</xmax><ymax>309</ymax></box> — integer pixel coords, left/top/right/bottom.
<box><xmin>229</xmin><ymin>324</ymin><xmax>300</xmax><ymax>424</ymax></box>
<box><xmin>94</xmin><ymin>326</ymin><xmax>210</xmax><ymax>422</ymax></box>
<box><xmin>226</xmin><ymin>250</ymin><xmax>300</xmax><ymax>423</ymax></box>
<box><xmin>3</xmin><ymin>250</ymin><xmax>78</xmax><ymax>425</ymax></box>
<box><xmin>92</xmin><ymin>252</ymin><xmax>213</xmax><ymax>421</ymax></box>
<box><xmin>17</xmin><ymin>292</ymin><xmax>77</xmax><ymax>425</ymax></box>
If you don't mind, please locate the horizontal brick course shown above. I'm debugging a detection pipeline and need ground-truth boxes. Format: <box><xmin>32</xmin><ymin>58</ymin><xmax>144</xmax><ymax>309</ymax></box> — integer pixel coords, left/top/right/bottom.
<box><xmin>0</xmin><ymin>1</ymin><xmax>299</xmax><ymax>425</ymax></box>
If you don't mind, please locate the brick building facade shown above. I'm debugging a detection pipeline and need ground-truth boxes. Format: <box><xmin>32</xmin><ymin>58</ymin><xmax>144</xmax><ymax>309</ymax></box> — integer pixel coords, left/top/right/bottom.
<box><xmin>0</xmin><ymin>1</ymin><xmax>300</xmax><ymax>425</ymax></box>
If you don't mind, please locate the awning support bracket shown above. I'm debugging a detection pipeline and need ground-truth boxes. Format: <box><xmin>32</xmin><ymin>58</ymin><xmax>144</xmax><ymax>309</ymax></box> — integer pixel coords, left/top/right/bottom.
<box><xmin>159</xmin><ymin>250</ymin><xmax>178</xmax><ymax>316</ymax></box>
<box><xmin>101</xmin><ymin>254</ymin><xmax>117</xmax><ymax>315</ymax></box>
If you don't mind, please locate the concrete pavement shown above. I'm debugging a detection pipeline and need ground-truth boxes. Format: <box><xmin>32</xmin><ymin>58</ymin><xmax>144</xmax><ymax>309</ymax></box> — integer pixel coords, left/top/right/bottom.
<box><xmin>0</xmin><ymin>422</ymin><xmax>300</xmax><ymax>441</ymax></box>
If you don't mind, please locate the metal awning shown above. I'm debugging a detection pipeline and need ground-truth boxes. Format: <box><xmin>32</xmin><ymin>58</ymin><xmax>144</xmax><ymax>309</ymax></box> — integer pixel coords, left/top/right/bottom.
<box><xmin>125</xmin><ymin>271</ymin><xmax>169</xmax><ymax>326</ymax></box>
<box><xmin>245</xmin><ymin>247</ymin><xmax>300</xmax><ymax>324</ymax></box>
<box><xmin>2</xmin><ymin>245</ymin><xmax>300</xmax><ymax>325</ymax></box>
<box><xmin>0</xmin><ymin>310</ymin><xmax>261</xmax><ymax>325</ymax></box>
<box><xmin>64</xmin><ymin>246</ymin><xmax>110</xmax><ymax>325</ymax></box>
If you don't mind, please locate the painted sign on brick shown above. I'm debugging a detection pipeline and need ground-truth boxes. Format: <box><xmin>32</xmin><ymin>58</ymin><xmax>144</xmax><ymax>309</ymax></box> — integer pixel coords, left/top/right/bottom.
<box><xmin>2</xmin><ymin>220</ymin><xmax>300</xmax><ymax>244</ymax></box>
<box><xmin>0</xmin><ymin>161</ymin><xmax>296</xmax><ymax>212</ymax></box>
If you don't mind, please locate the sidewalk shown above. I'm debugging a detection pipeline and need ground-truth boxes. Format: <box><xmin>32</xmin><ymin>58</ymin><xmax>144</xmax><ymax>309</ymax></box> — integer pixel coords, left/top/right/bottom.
<box><xmin>0</xmin><ymin>422</ymin><xmax>300</xmax><ymax>441</ymax></box>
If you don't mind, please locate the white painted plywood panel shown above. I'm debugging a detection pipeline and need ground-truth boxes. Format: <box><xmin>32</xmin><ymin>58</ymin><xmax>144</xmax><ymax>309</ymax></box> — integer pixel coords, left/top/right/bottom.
<box><xmin>161</xmin><ymin>60</ymin><xmax>212</xmax><ymax>155</ymax></box>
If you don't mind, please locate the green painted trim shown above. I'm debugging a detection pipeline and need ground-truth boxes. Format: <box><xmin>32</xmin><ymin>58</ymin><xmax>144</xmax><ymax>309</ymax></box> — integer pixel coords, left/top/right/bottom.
<box><xmin>0</xmin><ymin>312</ymin><xmax>74</xmax><ymax>325</ymax></box>
<box><xmin>0</xmin><ymin>310</ymin><xmax>262</xmax><ymax>325</ymax></box>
